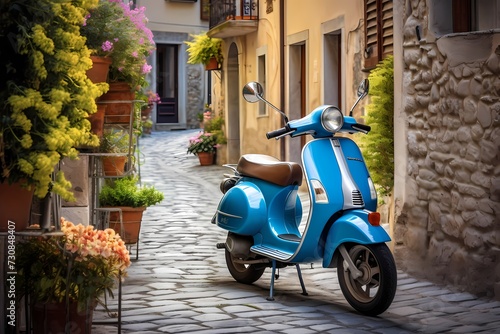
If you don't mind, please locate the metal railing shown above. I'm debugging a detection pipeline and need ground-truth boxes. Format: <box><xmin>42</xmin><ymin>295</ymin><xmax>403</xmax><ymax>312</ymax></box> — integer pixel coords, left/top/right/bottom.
<box><xmin>209</xmin><ymin>0</ymin><xmax>259</xmax><ymax>29</ymax></box>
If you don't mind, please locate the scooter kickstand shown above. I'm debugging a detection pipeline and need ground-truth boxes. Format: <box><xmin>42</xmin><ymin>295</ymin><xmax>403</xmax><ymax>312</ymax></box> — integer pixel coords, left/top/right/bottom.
<box><xmin>295</xmin><ymin>264</ymin><xmax>309</xmax><ymax>296</ymax></box>
<box><xmin>267</xmin><ymin>259</ymin><xmax>277</xmax><ymax>301</ymax></box>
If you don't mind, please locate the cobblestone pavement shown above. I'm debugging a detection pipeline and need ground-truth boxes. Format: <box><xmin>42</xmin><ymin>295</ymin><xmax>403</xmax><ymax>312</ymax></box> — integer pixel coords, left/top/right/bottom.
<box><xmin>92</xmin><ymin>129</ymin><xmax>500</xmax><ymax>334</ymax></box>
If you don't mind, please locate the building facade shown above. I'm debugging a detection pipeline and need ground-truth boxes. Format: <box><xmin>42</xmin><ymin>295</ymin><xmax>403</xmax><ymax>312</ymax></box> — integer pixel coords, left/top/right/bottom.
<box><xmin>138</xmin><ymin>0</ymin><xmax>210</xmax><ymax>130</ymax></box>
<box><xmin>393</xmin><ymin>0</ymin><xmax>500</xmax><ymax>298</ymax></box>
<box><xmin>209</xmin><ymin>0</ymin><xmax>499</xmax><ymax>299</ymax></box>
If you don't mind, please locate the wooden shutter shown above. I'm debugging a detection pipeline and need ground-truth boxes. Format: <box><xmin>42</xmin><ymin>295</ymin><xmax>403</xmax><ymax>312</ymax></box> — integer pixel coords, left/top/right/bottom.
<box><xmin>364</xmin><ymin>0</ymin><xmax>393</xmax><ymax>69</ymax></box>
<box><xmin>381</xmin><ymin>0</ymin><xmax>394</xmax><ymax>58</ymax></box>
<box><xmin>364</xmin><ymin>0</ymin><xmax>379</xmax><ymax>69</ymax></box>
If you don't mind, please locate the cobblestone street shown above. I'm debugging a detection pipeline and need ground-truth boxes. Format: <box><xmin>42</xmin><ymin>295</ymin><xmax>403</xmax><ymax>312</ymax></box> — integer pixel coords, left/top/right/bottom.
<box><xmin>92</xmin><ymin>129</ymin><xmax>500</xmax><ymax>333</ymax></box>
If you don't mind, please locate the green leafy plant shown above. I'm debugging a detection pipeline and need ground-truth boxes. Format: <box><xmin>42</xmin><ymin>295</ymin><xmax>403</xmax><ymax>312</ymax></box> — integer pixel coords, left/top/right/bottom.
<box><xmin>184</xmin><ymin>32</ymin><xmax>223</xmax><ymax>66</ymax></box>
<box><xmin>100</xmin><ymin>129</ymin><xmax>132</xmax><ymax>153</ymax></box>
<box><xmin>197</xmin><ymin>112</ymin><xmax>205</xmax><ymax>123</ymax></box>
<box><xmin>16</xmin><ymin>217</ymin><xmax>131</xmax><ymax>311</ymax></box>
<box><xmin>0</xmin><ymin>0</ymin><xmax>106</xmax><ymax>200</ymax></box>
<box><xmin>187</xmin><ymin>131</ymin><xmax>218</xmax><ymax>155</ymax></box>
<box><xmin>142</xmin><ymin>119</ymin><xmax>153</xmax><ymax>129</ymax></box>
<box><xmin>99</xmin><ymin>176</ymin><xmax>164</xmax><ymax>207</ymax></box>
<box><xmin>359</xmin><ymin>55</ymin><xmax>394</xmax><ymax>197</ymax></box>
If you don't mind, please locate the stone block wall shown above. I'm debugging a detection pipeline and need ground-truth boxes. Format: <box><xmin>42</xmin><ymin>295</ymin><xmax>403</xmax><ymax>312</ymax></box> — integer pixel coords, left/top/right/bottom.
<box><xmin>395</xmin><ymin>0</ymin><xmax>500</xmax><ymax>298</ymax></box>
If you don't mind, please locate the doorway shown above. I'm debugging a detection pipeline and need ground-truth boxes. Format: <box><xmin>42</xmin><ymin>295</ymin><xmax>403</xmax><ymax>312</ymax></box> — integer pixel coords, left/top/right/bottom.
<box><xmin>156</xmin><ymin>44</ymin><xmax>179</xmax><ymax>123</ymax></box>
<box><xmin>324</xmin><ymin>31</ymin><xmax>342</xmax><ymax>109</ymax></box>
<box><xmin>227</xmin><ymin>43</ymin><xmax>240</xmax><ymax>163</ymax></box>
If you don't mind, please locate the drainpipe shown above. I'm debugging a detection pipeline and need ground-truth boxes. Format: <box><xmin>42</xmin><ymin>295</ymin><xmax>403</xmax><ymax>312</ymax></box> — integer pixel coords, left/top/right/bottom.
<box><xmin>279</xmin><ymin>0</ymin><xmax>285</xmax><ymax>161</ymax></box>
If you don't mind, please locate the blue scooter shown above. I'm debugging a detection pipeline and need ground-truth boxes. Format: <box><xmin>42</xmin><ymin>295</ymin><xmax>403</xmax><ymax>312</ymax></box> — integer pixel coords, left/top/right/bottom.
<box><xmin>213</xmin><ymin>80</ymin><xmax>397</xmax><ymax>316</ymax></box>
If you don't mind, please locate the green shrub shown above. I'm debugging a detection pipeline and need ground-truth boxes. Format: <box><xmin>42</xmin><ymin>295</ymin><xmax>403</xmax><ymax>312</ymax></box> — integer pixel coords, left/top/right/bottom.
<box><xmin>99</xmin><ymin>177</ymin><xmax>164</xmax><ymax>207</ymax></box>
<box><xmin>360</xmin><ymin>55</ymin><xmax>394</xmax><ymax>197</ymax></box>
<box><xmin>204</xmin><ymin>115</ymin><xmax>227</xmax><ymax>144</ymax></box>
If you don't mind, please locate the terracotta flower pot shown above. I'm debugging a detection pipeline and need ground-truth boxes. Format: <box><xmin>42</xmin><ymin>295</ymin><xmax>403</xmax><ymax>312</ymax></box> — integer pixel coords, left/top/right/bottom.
<box><xmin>102</xmin><ymin>156</ymin><xmax>128</xmax><ymax>176</ymax></box>
<box><xmin>197</xmin><ymin>152</ymin><xmax>214</xmax><ymax>166</ymax></box>
<box><xmin>32</xmin><ymin>300</ymin><xmax>95</xmax><ymax>334</ymax></box>
<box><xmin>99</xmin><ymin>82</ymin><xmax>136</xmax><ymax>124</ymax></box>
<box><xmin>108</xmin><ymin>206</ymin><xmax>146</xmax><ymax>244</ymax></box>
<box><xmin>88</xmin><ymin>104</ymin><xmax>107</xmax><ymax>138</ymax></box>
<box><xmin>86</xmin><ymin>56</ymin><xmax>112</xmax><ymax>83</ymax></box>
<box><xmin>205</xmin><ymin>57</ymin><xmax>220</xmax><ymax>71</ymax></box>
<box><xmin>0</xmin><ymin>181</ymin><xmax>33</xmax><ymax>232</ymax></box>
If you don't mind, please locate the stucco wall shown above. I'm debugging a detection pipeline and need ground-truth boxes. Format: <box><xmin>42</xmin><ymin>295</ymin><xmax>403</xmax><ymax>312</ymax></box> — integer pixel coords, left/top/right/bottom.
<box><xmin>394</xmin><ymin>0</ymin><xmax>500</xmax><ymax>298</ymax></box>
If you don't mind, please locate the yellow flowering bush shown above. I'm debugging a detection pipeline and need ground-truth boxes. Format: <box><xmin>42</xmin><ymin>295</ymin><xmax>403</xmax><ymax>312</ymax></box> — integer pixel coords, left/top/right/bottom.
<box><xmin>16</xmin><ymin>218</ymin><xmax>131</xmax><ymax>311</ymax></box>
<box><xmin>0</xmin><ymin>0</ymin><xmax>107</xmax><ymax>200</ymax></box>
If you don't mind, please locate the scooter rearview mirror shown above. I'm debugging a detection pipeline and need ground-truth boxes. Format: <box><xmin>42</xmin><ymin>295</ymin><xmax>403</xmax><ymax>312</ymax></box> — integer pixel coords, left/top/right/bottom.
<box><xmin>349</xmin><ymin>79</ymin><xmax>370</xmax><ymax>117</ymax></box>
<box><xmin>357</xmin><ymin>79</ymin><xmax>369</xmax><ymax>98</ymax></box>
<box><xmin>243</xmin><ymin>81</ymin><xmax>289</xmax><ymax>123</ymax></box>
<box><xmin>242</xmin><ymin>82</ymin><xmax>264</xmax><ymax>103</ymax></box>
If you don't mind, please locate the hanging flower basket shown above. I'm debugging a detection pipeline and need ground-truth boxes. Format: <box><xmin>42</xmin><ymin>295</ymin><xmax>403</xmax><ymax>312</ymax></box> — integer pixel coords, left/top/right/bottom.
<box><xmin>205</xmin><ymin>57</ymin><xmax>220</xmax><ymax>71</ymax></box>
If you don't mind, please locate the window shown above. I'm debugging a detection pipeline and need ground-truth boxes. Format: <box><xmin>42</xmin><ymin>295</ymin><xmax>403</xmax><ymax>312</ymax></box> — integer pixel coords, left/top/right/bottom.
<box><xmin>453</xmin><ymin>0</ymin><xmax>500</xmax><ymax>33</ymax></box>
<box><xmin>430</xmin><ymin>0</ymin><xmax>500</xmax><ymax>36</ymax></box>
<box><xmin>364</xmin><ymin>0</ymin><xmax>393</xmax><ymax>69</ymax></box>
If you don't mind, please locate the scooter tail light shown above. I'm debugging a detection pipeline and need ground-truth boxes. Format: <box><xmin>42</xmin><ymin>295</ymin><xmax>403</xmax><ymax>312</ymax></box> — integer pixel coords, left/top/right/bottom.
<box><xmin>368</xmin><ymin>212</ymin><xmax>381</xmax><ymax>226</ymax></box>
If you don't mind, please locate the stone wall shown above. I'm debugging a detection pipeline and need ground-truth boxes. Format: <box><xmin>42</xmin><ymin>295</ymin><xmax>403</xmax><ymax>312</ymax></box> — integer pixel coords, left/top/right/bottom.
<box><xmin>395</xmin><ymin>0</ymin><xmax>500</xmax><ymax>298</ymax></box>
<box><xmin>186</xmin><ymin>64</ymin><xmax>205</xmax><ymax>129</ymax></box>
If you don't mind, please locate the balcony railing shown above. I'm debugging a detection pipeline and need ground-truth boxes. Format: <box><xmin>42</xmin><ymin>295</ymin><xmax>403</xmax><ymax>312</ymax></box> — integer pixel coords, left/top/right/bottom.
<box><xmin>208</xmin><ymin>0</ymin><xmax>259</xmax><ymax>38</ymax></box>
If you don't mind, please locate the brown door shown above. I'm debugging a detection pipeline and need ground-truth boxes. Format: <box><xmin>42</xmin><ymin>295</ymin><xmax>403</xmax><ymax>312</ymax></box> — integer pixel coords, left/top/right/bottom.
<box><xmin>156</xmin><ymin>44</ymin><xmax>178</xmax><ymax>123</ymax></box>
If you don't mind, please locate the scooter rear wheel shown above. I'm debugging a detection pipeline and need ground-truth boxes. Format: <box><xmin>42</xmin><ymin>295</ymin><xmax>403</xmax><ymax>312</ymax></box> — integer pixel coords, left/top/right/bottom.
<box><xmin>337</xmin><ymin>243</ymin><xmax>397</xmax><ymax>316</ymax></box>
<box><xmin>225</xmin><ymin>249</ymin><xmax>266</xmax><ymax>284</ymax></box>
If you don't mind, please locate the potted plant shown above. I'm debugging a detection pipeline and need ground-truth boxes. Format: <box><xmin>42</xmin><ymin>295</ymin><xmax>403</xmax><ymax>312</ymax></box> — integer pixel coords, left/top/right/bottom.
<box><xmin>142</xmin><ymin>119</ymin><xmax>153</xmax><ymax>136</ymax></box>
<box><xmin>16</xmin><ymin>217</ymin><xmax>131</xmax><ymax>334</ymax></box>
<box><xmin>137</xmin><ymin>89</ymin><xmax>160</xmax><ymax>119</ymax></box>
<box><xmin>184</xmin><ymin>32</ymin><xmax>223</xmax><ymax>70</ymax></box>
<box><xmin>187</xmin><ymin>131</ymin><xmax>219</xmax><ymax>165</ymax></box>
<box><xmin>100</xmin><ymin>129</ymin><xmax>133</xmax><ymax>176</ymax></box>
<box><xmin>99</xmin><ymin>176</ymin><xmax>164</xmax><ymax>244</ymax></box>
<box><xmin>81</xmin><ymin>0</ymin><xmax>156</xmax><ymax>89</ymax></box>
<box><xmin>0</xmin><ymin>0</ymin><xmax>106</xmax><ymax>231</ymax></box>
<box><xmin>81</xmin><ymin>0</ymin><xmax>156</xmax><ymax>129</ymax></box>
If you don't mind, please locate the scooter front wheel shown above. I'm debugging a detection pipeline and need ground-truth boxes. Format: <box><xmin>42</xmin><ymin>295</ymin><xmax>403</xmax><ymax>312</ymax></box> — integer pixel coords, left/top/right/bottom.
<box><xmin>225</xmin><ymin>249</ymin><xmax>266</xmax><ymax>284</ymax></box>
<box><xmin>337</xmin><ymin>243</ymin><xmax>397</xmax><ymax>316</ymax></box>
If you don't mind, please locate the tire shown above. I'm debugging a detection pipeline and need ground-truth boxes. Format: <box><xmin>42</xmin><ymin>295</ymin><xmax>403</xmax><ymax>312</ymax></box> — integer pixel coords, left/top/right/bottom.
<box><xmin>225</xmin><ymin>249</ymin><xmax>266</xmax><ymax>284</ymax></box>
<box><xmin>337</xmin><ymin>243</ymin><xmax>397</xmax><ymax>316</ymax></box>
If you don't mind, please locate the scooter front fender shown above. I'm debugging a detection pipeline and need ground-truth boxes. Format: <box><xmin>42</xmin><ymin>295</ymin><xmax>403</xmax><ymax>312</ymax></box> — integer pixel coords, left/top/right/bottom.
<box><xmin>322</xmin><ymin>210</ymin><xmax>390</xmax><ymax>268</ymax></box>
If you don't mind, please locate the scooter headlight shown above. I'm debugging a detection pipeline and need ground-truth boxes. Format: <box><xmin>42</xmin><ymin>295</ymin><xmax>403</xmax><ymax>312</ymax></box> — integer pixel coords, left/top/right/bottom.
<box><xmin>321</xmin><ymin>106</ymin><xmax>344</xmax><ymax>133</ymax></box>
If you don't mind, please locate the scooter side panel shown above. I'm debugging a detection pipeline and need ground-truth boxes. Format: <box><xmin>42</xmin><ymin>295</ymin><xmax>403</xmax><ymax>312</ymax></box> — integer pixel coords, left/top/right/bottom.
<box><xmin>216</xmin><ymin>181</ymin><xmax>267</xmax><ymax>235</ymax></box>
<box><xmin>338</xmin><ymin>137</ymin><xmax>377</xmax><ymax>211</ymax></box>
<box><xmin>322</xmin><ymin>209</ymin><xmax>391</xmax><ymax>268</ymax></box>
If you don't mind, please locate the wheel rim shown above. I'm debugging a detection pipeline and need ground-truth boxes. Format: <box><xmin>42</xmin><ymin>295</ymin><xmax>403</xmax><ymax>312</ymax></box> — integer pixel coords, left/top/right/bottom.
<box><xmin>341</xmin><ymin>245</ymin><xmax>381</xmax><ymax>303</ymax></box>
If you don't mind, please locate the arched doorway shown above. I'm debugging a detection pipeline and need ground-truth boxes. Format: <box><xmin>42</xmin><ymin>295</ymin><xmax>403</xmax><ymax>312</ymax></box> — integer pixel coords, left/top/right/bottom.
<box><xmin>226</xmin><ymin>43</ymin><xmax>240</xmax><ymax>163</ymax></box>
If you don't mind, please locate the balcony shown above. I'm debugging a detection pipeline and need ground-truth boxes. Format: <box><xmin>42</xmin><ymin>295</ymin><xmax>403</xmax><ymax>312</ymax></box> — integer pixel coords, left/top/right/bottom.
<box><xmin>208</xmin><ymin>0</ymin><xmax>259</xmax><ymax>38</ymax></box>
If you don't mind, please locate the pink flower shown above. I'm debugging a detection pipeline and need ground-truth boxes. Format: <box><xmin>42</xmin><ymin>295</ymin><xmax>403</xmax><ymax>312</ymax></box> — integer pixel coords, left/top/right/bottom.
<box><xmin>101</xmin><ymin>40</ymin><xmax>113</xmax><ymax>52</ymax></box>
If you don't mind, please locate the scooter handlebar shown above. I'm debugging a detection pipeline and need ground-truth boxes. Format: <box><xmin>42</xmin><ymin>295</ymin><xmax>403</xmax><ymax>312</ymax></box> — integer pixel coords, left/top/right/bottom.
<box><xmin>266</xmin><ymin>126</ymin><xmax>291</xmax><ymax>139</ymax></box>
<box><xmin>351</xmin><ymin>123</ymin><xmax>371</xmax><ymax>134</ymax></box>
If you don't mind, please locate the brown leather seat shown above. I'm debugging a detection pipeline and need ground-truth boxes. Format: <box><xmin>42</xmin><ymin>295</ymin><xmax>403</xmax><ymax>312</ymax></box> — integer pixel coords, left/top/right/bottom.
<box><xmin>237</xmin><ymin>154</ymin><xmax>303</xmax><ymax>186</ymax></box>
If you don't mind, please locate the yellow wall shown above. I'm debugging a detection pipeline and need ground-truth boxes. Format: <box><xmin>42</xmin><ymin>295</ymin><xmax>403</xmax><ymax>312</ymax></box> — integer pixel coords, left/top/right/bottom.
<box><xmin>230</xmin><ymin>1</ymin><xmax>367</xmax><ymax>159</ymax></box>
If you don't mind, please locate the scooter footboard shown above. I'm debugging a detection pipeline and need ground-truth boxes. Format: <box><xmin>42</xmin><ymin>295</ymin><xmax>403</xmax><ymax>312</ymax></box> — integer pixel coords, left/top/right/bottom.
<box><xmin>322</xmin><ymin>210</ymin><xmax>390</xmax><ymax>268</ymax></box>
